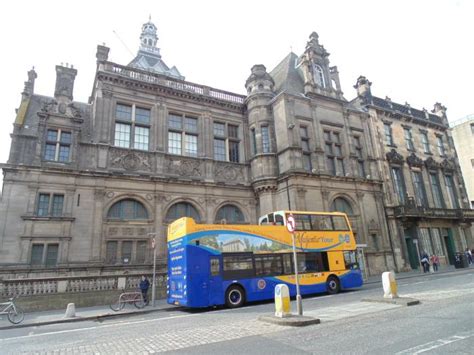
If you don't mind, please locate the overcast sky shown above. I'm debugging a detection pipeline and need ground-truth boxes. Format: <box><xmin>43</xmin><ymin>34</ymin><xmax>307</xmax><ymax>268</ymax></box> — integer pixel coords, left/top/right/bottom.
<box><xmin>0</xmin><ymin>0</ymin><xmax>473</xmax><ymax>190</ymax></box>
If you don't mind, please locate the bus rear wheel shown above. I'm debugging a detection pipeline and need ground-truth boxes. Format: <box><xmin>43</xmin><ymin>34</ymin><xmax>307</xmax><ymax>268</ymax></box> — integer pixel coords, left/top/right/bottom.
<box><xmin>326</xmin><ymin>276</ymin><xmax>341</xmax><ymax>295</ymax></box>
<box><xmin>225</xmin><ymin>285</ymin><xmax>245</xmax><ymax>308</ymax></box>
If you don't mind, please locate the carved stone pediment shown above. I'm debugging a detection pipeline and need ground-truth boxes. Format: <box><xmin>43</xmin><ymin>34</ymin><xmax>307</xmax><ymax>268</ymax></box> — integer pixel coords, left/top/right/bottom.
<box><xmin>110</xmin><ymin>150</ymin><xmax>152</xmax><ymax>171</ymax></box>
<box><xmin>166</xmin><ymin>157</ymin><xmax>202</xmax><ymax>177</ymax></box>
<box><xmin>424</xmin><ymin>157</ymin><xmax>440</xmax><ymax>170</ymax></box>
<box><xmin>214</xmin><ymin>163</ymin><xmax>245</xmax><ymax>183</ymax></box>
<box><xmin>441</xmin><ymin>158</ymin><xmax>455</xmax><ymax>171</ymax></box>
<box><xmin>406</xmin><ymin>153</ymin><xmax>423</xmax><ymax>167</ymax></box>
<box><xmin>386</xmin><ymin>149</ymin><xmax>404</xmax><ymax>164</ymax></box>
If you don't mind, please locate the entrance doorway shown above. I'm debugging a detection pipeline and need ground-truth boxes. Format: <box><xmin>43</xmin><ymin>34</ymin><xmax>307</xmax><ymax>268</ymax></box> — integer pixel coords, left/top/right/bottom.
<box><xmin>405</xmin><ymin>237</ymin><xmax>419</xmax><ymax>270</ymax></box>
<box><xmin>443</xmin><ymin>229</ymin><xmax>456</xmax><ymax>265</ymax></box>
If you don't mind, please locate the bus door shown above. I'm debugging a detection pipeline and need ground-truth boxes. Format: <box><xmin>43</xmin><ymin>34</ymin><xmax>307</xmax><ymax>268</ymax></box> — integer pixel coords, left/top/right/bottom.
<box><xmin>208</xmin><ymin>256</ymin><xmax>224</xmax><ymax>306</ymax></box>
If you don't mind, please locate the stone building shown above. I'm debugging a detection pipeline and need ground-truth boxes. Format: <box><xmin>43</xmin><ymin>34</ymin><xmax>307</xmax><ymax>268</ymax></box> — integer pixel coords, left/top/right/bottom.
<box><xmin>450</xmin><ymin>115</ymin><xmax>474</xmax><ymax>209</ymax></box>
<box><xmin>352</xmin><ymin>79</ymin><xmax>474</xmax><ymax>269</ymax></box>
<box><xmin>1</xmin><ymin>19</ymin><xmax>471</xmax><ymax>277</ymax></box>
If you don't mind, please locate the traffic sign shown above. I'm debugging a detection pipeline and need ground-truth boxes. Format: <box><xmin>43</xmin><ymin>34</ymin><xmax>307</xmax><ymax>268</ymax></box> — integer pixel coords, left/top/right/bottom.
<box><xmin>286</xmin><ymin>215</ymin><xmax>296</xmax><ymax>233</ymax></box>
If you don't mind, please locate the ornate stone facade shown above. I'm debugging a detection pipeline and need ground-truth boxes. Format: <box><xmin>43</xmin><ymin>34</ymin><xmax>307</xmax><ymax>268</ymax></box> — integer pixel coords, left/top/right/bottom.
<box><xmin>1</xmin><ymin>20</ymin><xmax>471</xmax><ymax>279</ymax></box>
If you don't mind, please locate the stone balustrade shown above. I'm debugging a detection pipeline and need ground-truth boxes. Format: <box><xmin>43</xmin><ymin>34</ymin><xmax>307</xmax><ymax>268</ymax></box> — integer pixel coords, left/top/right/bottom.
<box><xmin>0</xmin><ymin>273</ymin><xmax>167</xmax><ymax>298</ymax></box>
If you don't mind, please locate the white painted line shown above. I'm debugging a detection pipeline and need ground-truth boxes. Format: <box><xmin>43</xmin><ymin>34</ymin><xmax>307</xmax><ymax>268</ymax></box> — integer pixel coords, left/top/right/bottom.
<box><xmin>396</xmin><ymin>330</ymin><xmax>474</xmax><ymax>354</ymax></box>
<box><xmin>0</xmin><ymin>313</ymin><xmax>199</xmax><ymax>342</ymax></box>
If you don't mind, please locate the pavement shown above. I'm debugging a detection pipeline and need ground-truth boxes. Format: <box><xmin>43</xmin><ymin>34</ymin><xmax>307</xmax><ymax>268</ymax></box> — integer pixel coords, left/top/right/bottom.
<box><xmin>0</xmin><ymin>263</ymin><xmax>472</xmax><ymax>331</ymax></box>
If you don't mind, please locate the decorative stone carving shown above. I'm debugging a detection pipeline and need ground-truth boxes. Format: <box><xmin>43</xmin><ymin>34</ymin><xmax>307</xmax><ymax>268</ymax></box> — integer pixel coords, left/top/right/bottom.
<box><xmin>137</xmin><ymin>228</ymin><xmax>147</xmax><ymax>236</ymax></box>
<box><xmin>122</xmin><ymin>227</ymin><xmax>134</xmax><ymax>236</ymax></box>
<box><xmin>406</xmin><ymin>153</ymin><xmax>423</xmax><ymax>167</ymax></box>
<box><xmin>424</xmin><ymin>157</ymin><xmax>440</xmax><ymax>170</ymax></box>
<box><xmin>321</xmin><ymin>190</ymin><xmax>330</xmax><ymax>199</ymax></box>
<box><xmin>214</xmin><ymin>163</ymin><xmax>244</xmax><ymax>183</ymax></box>
<box><xmin>106</xmin><ymin>191</ymin><xmax>114</xmax><ymax>199</ymax></box>
<box><xmin>386</xmin><ymin>149</ymin><xmax>404</xmax><ymax>164</ymax></box>
<box><xmin>146</xmin><ymin>194</ymin><xmax>154</xmax><ymax>201</ymax></box>
<box><xmin>108</xmin><ymin>227</ymin><xmax>118</xmax><ymax>236</ymax></box>
<box><xmin>441</xmin><ymin>158</ymin><xmax>455</xmax><ymax>171</ymax></box>
<box><xmin>94</xmin><ymin>189</ymin><xmax>106</xmax><ymax>200</ymax></box>
<box><xmin>368</xmin><ymin>219</ymin><xmax>380</xmax><ymax>232</ymax></box>
<box><xmin>41</xmin><ymin>100</ymin><xmax>58</xmax><ymax>113</ymax></box>
<box><xmin>110</xmin><ymin>150</ymin><xmax>152</xmax><ymax>171</ymax></box>
<box><xmin>166</xmin><ymin>157</ymin><xmax>202</xmax><ymax>177</ymax></box>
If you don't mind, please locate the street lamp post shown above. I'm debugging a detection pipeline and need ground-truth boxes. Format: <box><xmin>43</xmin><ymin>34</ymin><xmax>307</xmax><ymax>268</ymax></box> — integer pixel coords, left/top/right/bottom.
<box><xmin>286</xmin><ymin>214</ymin><xmax>302</xmax><ymax>316</ymax></box>
<box><xmin>148</xmin><ymin>233</ymin><xmax>157</xmax><ymax>307</ymax></box>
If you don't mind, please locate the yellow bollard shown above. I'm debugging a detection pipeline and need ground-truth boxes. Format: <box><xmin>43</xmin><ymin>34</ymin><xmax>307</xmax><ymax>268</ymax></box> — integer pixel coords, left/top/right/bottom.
<box><xmin>274</xmin><ymin>284</ymin><xmax>291</xmax><ymax>317</ymax></box>
<box><xmin>382</xmin><ymin>271</ymin><xmax>399</xmax><ymax>299</ymax></box>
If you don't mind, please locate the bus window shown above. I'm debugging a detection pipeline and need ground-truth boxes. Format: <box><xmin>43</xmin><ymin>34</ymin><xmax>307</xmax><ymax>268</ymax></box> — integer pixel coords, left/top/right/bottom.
<box><xmin>332</xmin><ymin>216</ymin><xmax>349</xmax><ymax>231</ymax></box>
<box><xmin>259</xmin><ymin>217</ymin><xmax>268</xmax><ymax>225</ymax></box>
<box><xmin>222</xmin><ymin>253</ymin><xmax>255</xmax><ymax>280</ymax></box>
<box><xmin>282</xmin><ymin>254</ymin><xmax>293</xmax><ymax>274</ymax></box>
<box><xmin>275</xmin><ymin>214</ymin><xmax>284</xmax><ymax>226</ymax></box>
<box><xmin>310</xmin><ymin>215</ymin><xmax>333</xmax><ymax>231</ymax></box>
<box><xmin>254</xmin><ymin>254</ymin><xmax>283</xmax><ymax>276</ymax></box>
<box><xmin>268</xmin><ymin>214</ymin><xmax>274</xmax><ymax>223</ymax></box>
<box><xmin>210</xmin><ymin>258</ymin><xmax>220</xmax><ymax>276</ymax></box>
<box><xmin>294</xmin><ymin>214</ymin><xmax>312</xmax><ymax>231</ymax></box>
<box><xmin>344</xmin><ymin>251</ymin><xmax>359</xmax><ymax>270</ymax></box>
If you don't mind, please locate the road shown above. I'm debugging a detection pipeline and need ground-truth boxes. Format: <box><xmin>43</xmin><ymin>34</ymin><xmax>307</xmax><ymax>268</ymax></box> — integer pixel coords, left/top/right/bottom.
<box><xmin>1</xmin><ymin>270</ymin><xmax>473</xmax><ymax>354</ymax></box>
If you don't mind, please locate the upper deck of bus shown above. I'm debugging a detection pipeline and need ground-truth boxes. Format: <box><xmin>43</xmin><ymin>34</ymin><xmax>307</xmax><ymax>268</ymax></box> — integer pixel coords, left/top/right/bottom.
<box><xmin>167</xmin><ymin>211</ymin><xmax>356</xmax><ymax>251</ymax></box>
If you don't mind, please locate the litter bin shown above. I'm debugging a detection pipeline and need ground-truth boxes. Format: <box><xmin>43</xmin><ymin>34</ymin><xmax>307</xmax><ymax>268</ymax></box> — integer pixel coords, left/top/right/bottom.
<box><xmin>454</xmin><ymin>253</ymin><xmax>469</xmax><ymax>268</ymax></box>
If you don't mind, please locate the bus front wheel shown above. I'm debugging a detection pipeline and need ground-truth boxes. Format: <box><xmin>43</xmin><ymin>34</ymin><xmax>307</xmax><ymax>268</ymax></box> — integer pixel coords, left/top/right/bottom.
<box><xmin>326</xmin><ymin>276</ymin><xmax>341</xmax><ymax>295</ymax></box>
<box><xmin>225</xmin><ymin>285</ymin><xmax>245</xmax><ymax>308</ymax></box>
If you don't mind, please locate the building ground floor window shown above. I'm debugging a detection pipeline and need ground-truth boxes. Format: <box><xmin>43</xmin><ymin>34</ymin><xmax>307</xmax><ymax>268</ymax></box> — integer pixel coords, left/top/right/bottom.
<box><xmin>105</xmin><ymin>240</ymin><xmax>149</xmax><ymax>264</ymax></box>
<box><xmin>30</xmin><ymin>243</ymin><xmax>59</xmax><ymax>267</ymax></box>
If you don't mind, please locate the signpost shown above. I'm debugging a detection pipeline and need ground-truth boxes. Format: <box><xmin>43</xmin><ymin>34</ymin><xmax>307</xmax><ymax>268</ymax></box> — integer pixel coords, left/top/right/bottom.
<box><xmin>286</xmin><ymin>214</ymin><xmax>302</xmax><ymax>316</ymax></box>
<box><xmin>149</xmin><ymin>233</ymin><xmax>157</xmax><ymax>307</ymax></box>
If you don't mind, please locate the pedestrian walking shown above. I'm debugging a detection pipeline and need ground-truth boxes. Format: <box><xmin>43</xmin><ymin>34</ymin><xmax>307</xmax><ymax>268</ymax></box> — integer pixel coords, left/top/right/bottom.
<box><xmin>466</xmin><ymin>248</ymin><xmax>472</xmax><ymax>265</ymax></box>
<box><xmin>420</xmin><ymin>251</ymin><xmax>430</xmax><ymax>273</ymax></box>
<box><xmin>430</xmin><ymin>254</ymin><xmax>439</xmax><ymax>272</ymax></box>
<box><xmin>139</xmin><ymin>275</ymin><xmax>150</xmax><ymax>305</ymax></box>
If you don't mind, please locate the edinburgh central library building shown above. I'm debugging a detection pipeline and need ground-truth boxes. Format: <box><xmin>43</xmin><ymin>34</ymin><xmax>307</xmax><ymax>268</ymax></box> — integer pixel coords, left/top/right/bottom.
<box><xmin>1</xmin><ymin>19</ymin><xmax>472</xmax><ymax>280</ymax></box>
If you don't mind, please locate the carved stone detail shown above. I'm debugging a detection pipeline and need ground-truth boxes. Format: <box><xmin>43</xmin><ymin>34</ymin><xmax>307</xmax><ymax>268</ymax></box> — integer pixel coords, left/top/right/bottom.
<box><xmin>108</xmin><ymin>227</ymin><xmax>118</xmax><ymax>236</ymax></box>
<box><xmin>146</xmin><ymin>194</ymin><xmax>154</xmax><ymax>201</ymax></box>
<box><xmin>106</xmin><ymin>191</ymin><xmax>114</xmax><ymax>199</ymax></box>
<box><xmin>321</xmin><ymin>190</ymin><xmax>330</xmax><ymax>199</ymax></box>
<box><xmin>368</xmin><ymin>219</ymin><xmax>380</xmax><ymax>232</ymax></box>
<box><xmin>386</xmin><ymin>149</ymin><xmax>404</xmax><ymax>164</ymax></box>
<box><xmin>122</xmin><ymin>227</ymin><xmax>134</xmax><ymax>236</ymax></box>
<box><xmin>424</xmin><ymin>157</ymin><xmax>440</xmax><ymax>170</ymax></box>
<box><xmin>406</xmin><ymin>153</ymin><xmax>423</xmax><ymax>167</ymax></box>
<box><xmin>110</xmin><ymin>150</ymin><xmax>152</xmax><ymax>171</ymax></box>
<box><xmin>214</xmin><ymin>163</ymin><xmax>244</xmax><ymax>182</ymax></box>
<box><xmin>94</xmin><ymin>189</ymin><xmax>106</xmax><ymax>200</ymax></box>
<box><xmin>166</xmin><ymin>157</ymin><xmax>202</xmax><ymax>177</ymax></box>
<box><xmin>441</xmin><ymin>158</ymin><xmax>455</xmax><ymax>171</ymax></box>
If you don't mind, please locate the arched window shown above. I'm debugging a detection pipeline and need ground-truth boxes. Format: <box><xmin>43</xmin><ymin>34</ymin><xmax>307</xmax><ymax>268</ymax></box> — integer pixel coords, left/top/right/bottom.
<box><xmin>330</xmin><ymin>197</ymin><xmax>354</xmax><ymax>215</ymax></box>
<box><xmin>166</xmin><ymin>202</ymin><xmax>200</xmax><ymax>223</ymax></box>
<box><xmin>107</xmin><ymin>199</ymin><xmax>148</xmax><ymax>220</ymax></box>
<box><xmin>215</xmin><ymin>205</ymin><xmax>245</xmax><ymax>224</ymax></box>
<box><xmin>313</xmin><ymin>64</ymin><xmax>326</xmax><ymax>88</ymax></box>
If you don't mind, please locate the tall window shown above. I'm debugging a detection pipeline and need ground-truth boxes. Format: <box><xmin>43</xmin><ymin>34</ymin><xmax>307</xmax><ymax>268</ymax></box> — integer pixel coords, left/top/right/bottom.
<box><xmin>412</xmin><ymin>171</ymin><xmax>427</xmax><ymax>207</ymax></box>
<box><xmin>168</xmin><ymin>113</ymin><xmax>198</xmax><ymax>157</ymax></box>
<box><xmin>420</xmin><ymin>132</ymin><xmax>430</xmax><ymax>154</ymax></box>
<box><xmin>444</xmin><ymin>174</ymin><xmax>459</xmax><ymax>208</ymax></box>
<box><xmin>107</xmin><ymin>199</ymin><xmax>148</xmax><ymax>220</ymax></box>
<box><xmin>44</xmin><ymin>129</ymin><xmax>71</xmax><ymax>162</ymax></box>
<box><xmin>166</xmin><ymin>202</ymin><xmax>200</xmax><ymax>223</ymax></box>
<box><xmin>429</xmin><ymin>172</ymin><xmax>444</xmax><ymax>208</ymax></box>
<box><xmin>404</xmin><ymin>128</ymin><xmax>414</xmax><ymax>150</ymax></box>
<box><xmin>250</xmin><ymin>128</ymin><xmax>257</xmax><ymax>155</ymax></box>
<box><xmin>215</xmin><ymin>205</ymin><xmax>245</xmax><ymax>224</ymax></box>
<box><xmin>391</xmin><ymin>167</ymin><xmax>406</xmax><ymax>204</ymax></box>
<box><xmin>324</xmin><ymin>131</ymin><xmax>344</xmax><ymax>175</ymax></box>
<box><xmin>330</xmin><ymin>197</ymin><xmax>354</xmax><ymax>215</ymax></box>
<box><xmin>106</xmin><ymin>241</ymin><xmax>118</xmax><ymax>264</ymax></box>
<box><xmin>30</xmin><ymin>243</ymin><xmax>59</xmax><ymax>267</ymax></box>
<box><xmin>213</xmin><ymin>122</ymin><xmax>240</xmax><ymax>162</ymax></box>
<box><xmin>261</xmin><ymin>126</ymin><xmax>271</xmax><ymax>153</ymax></box>
<box><xmin>436</xmin><ymin>136</ymin><xmax>445</xmax><ymax>156</ymax></box>
<box><xmin>300</xmin><ymin>126</ymin><xmax>312</xmax><ymax>171</ymax></box>
<box><xmin>353</xmin><ymin>136</ymin><xmax>365</xmax><ymax>177</ymax></box>
<box><xmin>114</xmin><ymin>104</ymin><xmax>150</xmax><ymax>150</ymax></box>
<box><xmin>384</xmin><ymin>123</ymin><xmax>394</xmax><ymax>146</ymax></box>
<box><xmin>36</xmin><ymin>193</ymin><xmax>64</xmax><ymax>217</ymax></box>
<box><xmin>313</xmin><ymin>64</ymin><xmax>325</xmax><ymax>88</ymax></box>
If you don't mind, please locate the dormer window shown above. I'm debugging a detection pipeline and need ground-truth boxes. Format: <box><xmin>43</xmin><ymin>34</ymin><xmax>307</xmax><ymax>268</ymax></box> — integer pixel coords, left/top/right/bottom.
<box><xmin>313</xmin><ymin>64</ymin><xmax>326</xmax><ymax>88</ymax></box>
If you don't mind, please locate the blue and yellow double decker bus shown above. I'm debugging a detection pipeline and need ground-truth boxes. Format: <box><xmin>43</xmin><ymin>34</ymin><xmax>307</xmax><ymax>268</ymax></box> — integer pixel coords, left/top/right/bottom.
<box><xmin>167</xmin><ymin>211</ymin><xmax>362</xmax><ymax>308</ymax></box>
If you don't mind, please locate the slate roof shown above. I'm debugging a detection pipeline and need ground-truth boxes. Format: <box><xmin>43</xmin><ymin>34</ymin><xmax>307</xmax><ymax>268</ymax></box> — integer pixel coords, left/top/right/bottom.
<box><xmin>371</xmin><ymin>96</ymin><xmax>443</xmax><ymax>125</ymax></box>
<box><xmin>128</xmin><ymin>49</ymin><xmax>184</xmax><ymax>80</ymax></box>
<box><xmin>269</xmin><ymin>52</ymin><xmax>305</xmax><ymax>96</ymax></box>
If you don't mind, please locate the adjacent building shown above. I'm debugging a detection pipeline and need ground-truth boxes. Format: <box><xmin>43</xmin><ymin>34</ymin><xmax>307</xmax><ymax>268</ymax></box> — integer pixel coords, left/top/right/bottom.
<box><xmin>1</xmin><ymin>20</ymin><xmax>472</xmax><ymax>278</ymax></box>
